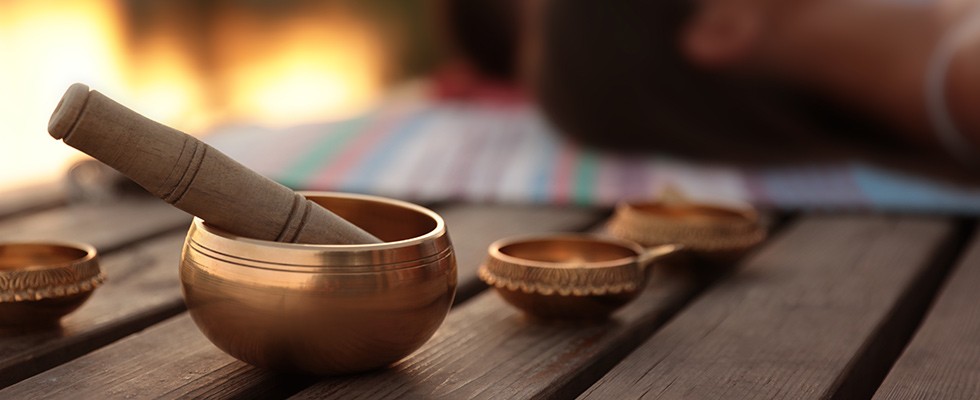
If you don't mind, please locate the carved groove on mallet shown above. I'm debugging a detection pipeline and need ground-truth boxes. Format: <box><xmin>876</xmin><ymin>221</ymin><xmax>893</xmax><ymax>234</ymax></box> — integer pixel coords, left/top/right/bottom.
<box><xmin>167</xmin><ymin>141</ymin><xmax>206</xmax><ymax>205</ymax></box>
<box><xmin>277</xmin><ymin>193</ymin><xmax>307</xmax><ymax>243</ymax></box>
<box><xmin>290</xmin><ymin>198</ymin><xmax>315</xmax><ymax>243</ymax></box>
<box><xmin>48</xmin><ymin>83</ymin><xmax>382</xmax><ymax>245</ymax></box>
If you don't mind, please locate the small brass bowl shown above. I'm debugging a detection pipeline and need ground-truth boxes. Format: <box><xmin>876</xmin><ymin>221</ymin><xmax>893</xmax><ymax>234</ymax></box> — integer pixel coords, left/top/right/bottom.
<box><xmin>0</xmin><ymin>242</ymin><xmax>103</xmax><ymax>328</ymax></box>
<box><xmin>607</xmin><ymin>199</ymin><xmax>765</xmax><ymax>261</ymax></box>
<box><xmin>180</xmin><ymin>192</ymin><xmax>456</xmax><ymax>375</ymax></box>
<box><xmin>479</xmin><ymin>234</ymin><xmax>678</xmax><ymax>319</ymax></box>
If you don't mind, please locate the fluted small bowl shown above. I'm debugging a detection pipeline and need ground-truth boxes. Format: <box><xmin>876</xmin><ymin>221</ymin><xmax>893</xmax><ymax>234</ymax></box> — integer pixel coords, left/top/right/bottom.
<box><xmin>607</xmin><ymin>200</ymin><xmax>765</xmax><ymax>261</ymax></box>
<box><xmin>0</xmin><ymin>242</ymin><xmax>103</xmax><ymax>328</ymax></box>
<box><xmin>479</xmin><ymin>234</ymin><xmax>678</xmax><ymax>320</ymax></box>
<box><xmin>180</xmin><ymin>192</ymin><xmax>456</xmax><ymax>375</ymax></box>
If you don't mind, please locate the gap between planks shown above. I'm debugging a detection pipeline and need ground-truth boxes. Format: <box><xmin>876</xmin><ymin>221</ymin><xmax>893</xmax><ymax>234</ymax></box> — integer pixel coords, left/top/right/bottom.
<box><xmin>0</xmin><ymin>204</ymin><xmax>605</xmax><ymax>398</ymax></box>
<box><xmin>0</xmin><ymin>182</ymin><xmax>68</xmax><ymax>221</ymax></box>
<box><xmin>0</xmin><ymin>232</ymin><xmax>188</xmax><ymax>389</ymax></box>
<box><xmin>0</xmin><ymin>196</ymin><xmax>191</xmax><ymax>255</ymax></box>
<box><xmin>0</xmin><ymin>192</ymin><xmax>191</xmax><ymax>388</ymax></box>
<box><xmin>872</xmin><ymin>222</ymin><xmax>980</xmax><ymax>400</ymax></box>
<box><xmin>830</xmin><ymin>219</ymin><xmax>975</xmax><ymax>400</ymax></box>
<box><xmin>289</xmin><ymin>212</ymin><xmax>787</xmax><ymax>399</ymax></box>
<box><xmin>579</xmin><ymin>214</ymin><xmax>968</xmax><ymax>400</ymax></box>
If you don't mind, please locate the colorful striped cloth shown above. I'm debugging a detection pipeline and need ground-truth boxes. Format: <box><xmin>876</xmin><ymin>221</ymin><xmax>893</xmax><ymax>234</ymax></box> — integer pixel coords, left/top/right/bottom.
<box><xmin>205</xmin><ymin>96</ymin><xmax>980</xmax><ymax>214</ymax></box>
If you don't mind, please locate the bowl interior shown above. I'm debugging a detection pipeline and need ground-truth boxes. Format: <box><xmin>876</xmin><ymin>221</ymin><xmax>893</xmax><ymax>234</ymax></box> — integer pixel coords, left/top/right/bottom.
<box><xmin>0</xmin><ymin>244</ymin><xmax>89</xmax><ymax>270</ymax></box>
<box><xmin>498</xmin><ymin>237</ymin><xmax>638</xmax><ymax>266</ymax></box>
<box><xmin>628</xmin><ymin>202</ymin><xmax>749</xmax><ymax>221</ymax></box>
<box><xmin>308</xmin><ymin>195</ymin><xmax>438</xmax><ymax>243</ymax></box>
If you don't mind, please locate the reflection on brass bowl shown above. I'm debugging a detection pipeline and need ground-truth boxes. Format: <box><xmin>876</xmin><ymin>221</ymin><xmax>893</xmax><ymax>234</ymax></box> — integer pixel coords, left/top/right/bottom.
<box><xmin>0</xmin><ymin>242</ymin><xmax>103</xmax><ymax>328</ymax></box>
<box><xmin>479</xmin><ymin>234</ymin><xmax>678</xmax><ymax>320</ymax></box>
<box><xmin>607</xmin><ymin>200</ymin><xmax>765</xmax><ymax>261</ymax></box>
<box><xmin>180</xmin><ymin>192</ymin><xmax>456</xmax><ymax>375</ymax></box>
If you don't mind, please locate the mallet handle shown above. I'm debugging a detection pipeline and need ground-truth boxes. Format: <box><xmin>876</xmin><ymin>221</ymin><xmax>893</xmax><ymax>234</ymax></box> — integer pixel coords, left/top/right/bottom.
<box><xmin>49</xmin><ymin>83</ymin><xmax>381</xmax><ymax>245</ymax></box>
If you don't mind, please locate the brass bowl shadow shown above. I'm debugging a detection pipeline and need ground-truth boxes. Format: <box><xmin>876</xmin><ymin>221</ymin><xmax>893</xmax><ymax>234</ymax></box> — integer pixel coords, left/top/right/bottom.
<box><xmin>180</xmin><ymin>192</ymin><xmax>457</xmax><ymax>375</ymax></box>
<box><xmin>0</xmin><ymin>242</ymin><xmax>103</xmax><ymax>328</ymax></box>
<box><xmin>478</xmin><ymin>234</ymin><xmax>678</xmax><ymax>320</ymax></box>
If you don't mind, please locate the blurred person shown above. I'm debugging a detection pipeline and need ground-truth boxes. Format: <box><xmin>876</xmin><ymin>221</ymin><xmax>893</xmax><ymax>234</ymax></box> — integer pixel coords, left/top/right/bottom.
<box><xmin>446</xmin><ymin>0</ymin><xmax>980</xmax><ymax>169</ymax></box>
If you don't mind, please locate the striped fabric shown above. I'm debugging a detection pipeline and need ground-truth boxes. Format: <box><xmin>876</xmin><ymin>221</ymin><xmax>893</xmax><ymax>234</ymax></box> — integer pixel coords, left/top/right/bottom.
<box><xmin>205</xmin><ymin>96</ymin><xmax>980</xmax><ymax>214</ymax></box>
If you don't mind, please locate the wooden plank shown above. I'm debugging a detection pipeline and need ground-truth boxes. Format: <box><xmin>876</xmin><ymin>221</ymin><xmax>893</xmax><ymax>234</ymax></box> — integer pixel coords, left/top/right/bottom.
<box><xmin>0</xmin><ymin>315</ymin><xmax>224</xmax><ymax>398</ymax></box>
<box><xmin>0</xmin><ymin>257</ymin><xmax>708</xmax><ymax>400</ymax></box>
<box><xmin>0</xmin><ymin>197</ymin><xmax>190</xmax><ymax>254</ymax></box>
<box><xmin>580</xmin><ymin>215</ymin><xmax>959</xmax><ymax>400</ymax></box>
<box><xmin>291</xmin><ymin>261</ymin><xmax>709</xmax><ymax>399</ymax></box>
<box><xmin>0</xmin><ymin>232</ymin><xmax>187</xmax><ymax>388</ymax></box>
<box><xmin>437</xmin><ymin>204</ymin><xmax>605</xmax><ymax>302</ymax></box>
<box><xmin>0</xmin><ymin>182</ymin><xmax>67</xmax><ymax>220</ymax></box>
<box><xmin>872</xmin><ymin>229</ymin><xmax>980</xmax><ymax>400</ymax></box>
<box><xmin>290</xmin><ymin>213</ymin><xmax>779</xmax><ymax>399</ymax></box>
<box><xmin>0</xmin><ymin>204</ymin><xmax>608</xmax><ymax>398</ymax></box>
<box><xmin>4</xmin><ymin>314</ymin><xmax>330</xmax><ymax>399</ymax></box>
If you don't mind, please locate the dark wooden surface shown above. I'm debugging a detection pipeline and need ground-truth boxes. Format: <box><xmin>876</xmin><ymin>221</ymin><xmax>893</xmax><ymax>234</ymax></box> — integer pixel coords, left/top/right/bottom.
<box><xmin>872</xmin><ymin>230</ymin><xmax>980</xmax><ymax>400</ymax></box>
<box><xmin>0</xmin><ymin>233</ymin><xmax>187</xmax><ymax>388</ymax></box>
<box><xmin>579</xmin><ymin>216</ymin><xmax>962</xmax><ymax>400</ymax></box>
<box><xmin>0</xmin><ymin>196</ymin><xmax>190</xmax><ymax>253</ymax></box>
<box><xmin>0</xmin><ymin>182</ymin><xmax>977</xmax><ymax>400</ymax></box>
<box><xmin>0</xmin><ymin>183</ymin><xmax>66</xmax><ymax>219</ymax></box>
<box><xmin>290</xmin><ymin>255</ymin><xmax>709</xmax><ymax>399</ymax></box>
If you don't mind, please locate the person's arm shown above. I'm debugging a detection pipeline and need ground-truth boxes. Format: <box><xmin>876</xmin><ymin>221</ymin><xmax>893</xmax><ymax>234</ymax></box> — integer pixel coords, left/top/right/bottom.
<box><xmin>694</xmin><ymin>0</ymin><xmax>980</xmax><ymax>155</ymax></box>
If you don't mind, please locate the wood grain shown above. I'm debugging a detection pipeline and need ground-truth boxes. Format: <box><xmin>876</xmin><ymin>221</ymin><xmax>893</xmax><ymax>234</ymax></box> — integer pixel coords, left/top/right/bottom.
<box><xmin>0</xmin><ymin>315</ymin><xmax>228</xmax><ymax>399</ymax></box>
<box><xmin>0</xmin><ymin>182</ymin><xmax>67</xmax><ymax>220</ymax></box>
<box><xmin>872</xmin><ymin>230</ymin><xmax>980</xmax><ymax>400</ymax></box>
<box><xmin>291</xmin><ymin>260</ymin><xmax>709</xmax><ymax>399</ymax></box>
<box><xmin>2</xmin><ymin>313</ymin><xmax>339</xmax><ymax>399</ymax></box>
<box><xmin>0</xmin><ymin>232</ymin><xmax>187</xmax><ymax>388</ymax></box>
<box><xmin>580</xmin><ymin>215</ymin><xmax>958</xmax><ymax>400</ymax></box>
<box><xmin>0</xmin><ymin>258</ymin><xmax>708</xmax><ymax>400</ymax></box>
<box><xmin>0</xmin><ymin>204</ymin><xmax>608</xmax><ymax>398</ymax></box>
<box><xmin>0</xmin><ymin>197</ymin><xmax>189</xmax><ymax>254</ymax></box>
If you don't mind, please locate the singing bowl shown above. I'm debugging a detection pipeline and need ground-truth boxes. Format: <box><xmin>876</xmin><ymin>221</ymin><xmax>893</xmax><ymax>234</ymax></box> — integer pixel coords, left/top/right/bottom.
<box><xmin>479</xmin><ymin>234</ymin><xmax>678</xmax><ymax>319</ymax></box>
<box><xmin>607</xmin><ymin>200</ymin><xmax>765</xmax><ymax>261</ymax></box>
<box><xmin>180</xmin><ymin>192</ymin><xmax>457</xmax><ymax>375</ymax></box>
<box><xmin>0</xmin><ymin>242</ymin><xmax>103</xmax><ymax>328</ymax></box>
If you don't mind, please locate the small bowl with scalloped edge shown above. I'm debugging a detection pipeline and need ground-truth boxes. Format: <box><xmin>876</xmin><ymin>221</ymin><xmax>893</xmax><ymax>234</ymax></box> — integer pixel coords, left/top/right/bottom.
<box><xmin>479</xmin><ymin>234</ymin><xmax>678</xmax><ymax>320</ymax></box>
<box><xmin>0</xmin><ymin>242</ymin><xmax>103</xmax><ymax>328</ymax></box>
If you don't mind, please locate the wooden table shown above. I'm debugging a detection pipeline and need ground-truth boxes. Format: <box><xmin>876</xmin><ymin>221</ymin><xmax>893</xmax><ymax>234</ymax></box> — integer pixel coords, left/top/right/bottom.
<box><xmin>1</xmin><ymin>183</ymin><xmax>978</xmax><ymax>399</ymax></box>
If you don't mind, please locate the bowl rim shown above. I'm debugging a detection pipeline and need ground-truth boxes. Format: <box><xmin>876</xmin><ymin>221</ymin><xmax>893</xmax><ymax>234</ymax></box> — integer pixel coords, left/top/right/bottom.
<box><xmin>487</xmin><ymin>233</ymin><xmax>644</xmax><ymax>270</ymax></box>
<box><xmin>0</xmin><ymin>241</ymin><xmax>103</xmax><ymax>303</ymax></box>
<box><xmin>480</xmin><ymin>234</ymin><xmax>649</xmax><ymax>296</ymax></box>
<box><xmin>0</xmin><ymin>241</ymin><xmax>97</xmax><ymax>272</ymax></box>
<box><xmin>196</xmin><ymin>192</ymin><xmax>444</xmax><ymax>249</ymax></box>
<box><xmin>615</xmin><ymin>199</ymin><xmax>759</xmax><ymax>225</ymax></box>
<box><xmin>186</xmin><ymin>192</ymin><xmax>451</xmax><ymax>270</ymax></box>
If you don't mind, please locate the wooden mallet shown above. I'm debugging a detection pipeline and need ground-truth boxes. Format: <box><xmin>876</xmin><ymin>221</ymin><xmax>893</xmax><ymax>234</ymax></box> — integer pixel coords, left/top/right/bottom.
<box><xmin>48</xmin><ymin>83</ymin><xmax>381</xmax><ymax>245</ymax></box>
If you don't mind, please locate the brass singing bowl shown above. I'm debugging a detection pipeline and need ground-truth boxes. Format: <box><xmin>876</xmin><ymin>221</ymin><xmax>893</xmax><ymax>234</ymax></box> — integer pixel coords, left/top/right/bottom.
<box><xmin>607</xmin><ymin>200</ymin><xmax>765</xmax><ymax>261</ymax></box>
<box><xmin>180</xmin><ymin>192</ymin><xmax>457</xmax><ymax>375</ymax></box>
<box><xmin>0</xmin><ymin>242</ymin><xmax>103</xmax><ymax>328</ymax></box>
<box><xmin>479</xmin><ymin>234</ymin><xmax>679</xmax><ymax>319</ymax></box>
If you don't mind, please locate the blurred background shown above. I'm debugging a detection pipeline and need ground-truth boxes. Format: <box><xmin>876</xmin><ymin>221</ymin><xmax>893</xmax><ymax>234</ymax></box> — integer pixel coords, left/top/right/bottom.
<box><xmin>0</xmin><ymin>0</ymin><xmax>443</xmax><ymax>191</ymax></box>
<box><xmin>3</xmin><ymin>0</ymin><xmax>979</xmax><ymax>212</ymax></box>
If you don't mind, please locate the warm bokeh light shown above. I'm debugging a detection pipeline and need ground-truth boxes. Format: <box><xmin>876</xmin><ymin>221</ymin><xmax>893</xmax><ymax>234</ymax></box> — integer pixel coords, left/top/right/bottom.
<box><xmin>215</xmin><ymin>7</ymin><xmax>386</xmax><ymax>126</ymax></box>
<box><xmin>0</xmin><ymin>0</ymin><xmax>128</xmax><ymax>191</ymax></box>
<box><xmin>126</xmin><ymin>30</ymin><xmax>211</xmax><ymax>133</ymax></box>
<box><xmin>0</xmin><ymin>0</ymin><xmax>387</xmax><ymax>192</ymax></box>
